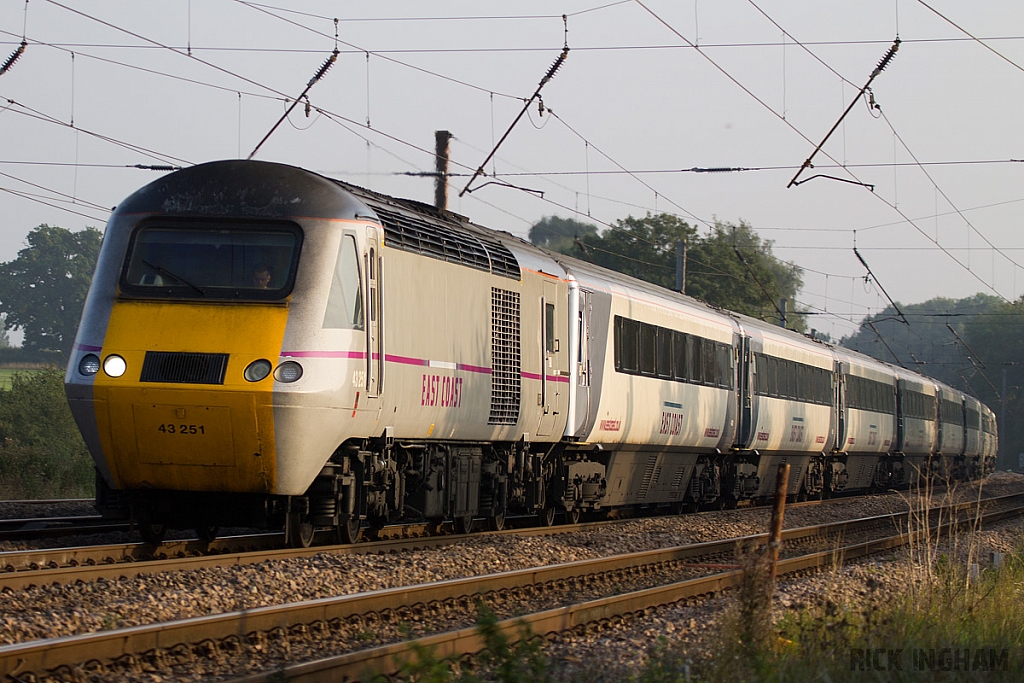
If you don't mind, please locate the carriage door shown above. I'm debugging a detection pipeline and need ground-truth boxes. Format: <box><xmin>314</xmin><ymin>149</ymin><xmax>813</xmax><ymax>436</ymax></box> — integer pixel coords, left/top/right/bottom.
<box><xmin>365</xmin><ymin>227</ymin><xmax>383</xmax><ymax>397</ymax></box>
<box><xmin>576</xmin><ymin>289</ymin><xmax>592</xmax><ymax>426</ymax></box>
<box><xmin>538</xmin><ymin>283</ymin><xmax>559</xmax><ymax>436</ymax></box>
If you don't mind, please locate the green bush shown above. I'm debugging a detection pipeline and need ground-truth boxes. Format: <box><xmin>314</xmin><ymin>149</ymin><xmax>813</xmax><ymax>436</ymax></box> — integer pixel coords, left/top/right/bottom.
<box><xmin>377</xmin><ymin>604</ymin><xmax>548</xmax><ymax>683</ymax></box>
<box><xmin>0</xmin><ymin>366</ymin><xmax>94</xmax><ymax>499</ymax></box>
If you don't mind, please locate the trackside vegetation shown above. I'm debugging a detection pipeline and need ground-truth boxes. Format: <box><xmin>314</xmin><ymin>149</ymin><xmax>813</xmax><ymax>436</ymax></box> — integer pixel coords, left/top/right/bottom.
<box><xmin>0</xmin><ymin>366</ymin><xmax>94</xmax><ymax>499</ymax></box>
<box><xmin>699</xmin><ymin>554</ymin><xmax>1023</xmax><ymax>682</ymax></box>
<box><xmin>378</xmin><ymin>541</ymin><xmax>1024</xmax><ymax>682</ymax></box>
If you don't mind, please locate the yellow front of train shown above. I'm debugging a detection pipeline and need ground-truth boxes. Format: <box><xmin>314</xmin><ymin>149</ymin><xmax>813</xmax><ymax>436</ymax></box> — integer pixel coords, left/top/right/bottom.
<box><xmin>65</xmin><ymin>160</ymin><xmax>370</xmax><ymax>529</ymax></box>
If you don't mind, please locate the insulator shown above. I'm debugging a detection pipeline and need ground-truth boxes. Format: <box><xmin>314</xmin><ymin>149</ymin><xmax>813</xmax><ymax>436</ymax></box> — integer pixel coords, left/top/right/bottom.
<box><xmin>871</xmin><ymin>38</ymin><xmax>900</xmax><ymax>77</ymax></box>
<box><xmin>0</xmin><ymin>41</ymin><xmax>26</xmax><ymax>76</ymax></box>
<box><xmin>539</xmin><ymin>47</ymin><xmax>569</xmax><ymax>86</ymax></box>
<box><xmin>308</xmin><ymin>48</ymin><xmax>339</xmax><ymax>86</ymax></box>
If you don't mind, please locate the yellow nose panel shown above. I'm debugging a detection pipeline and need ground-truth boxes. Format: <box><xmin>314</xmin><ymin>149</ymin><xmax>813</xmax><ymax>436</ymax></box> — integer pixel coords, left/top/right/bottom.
<box><xmin>92</xmin><ymin>300</ymin><xmax>288</xmax><ymax>493</ymax></box>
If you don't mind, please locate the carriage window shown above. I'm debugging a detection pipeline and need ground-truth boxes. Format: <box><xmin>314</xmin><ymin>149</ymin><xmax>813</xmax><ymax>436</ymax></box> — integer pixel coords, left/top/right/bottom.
<box><xmin>672</xmin><ymin>332</ymin><xmax>687</xmax><ymax>382</ymax></box>
<box><xmin>614</xmin><ymin>316</ymin><xmax>639</xmax><ymax>373</ymax></box>
<box><xmin>687</xmin><ymin>334</ymin><xmax>703</xmax><ymax>384</ymax></box>
<box><xmin>702</xmin><ymin>339</ymin><xmax>717</xmax><ymax>386</ymax></box>
<box><xmin>121</xmin><ymin>220</ymin><xmax>302</xmax><ymax>300</ymax></box>
<box><xmin>323</xmin><ymin>235</ymin><xmax>364</xmax><ymax>330</ymax></box>
<box><xmin>716</xmin><ymin>343</ymin><xmax>732</xmax><ymax>389</ymax></box>
<box><xmin>639</xmin><ymin>323</ymin><xmax>656</xmax><ymax>375</ymax></box>
<box><xmin>545</xmin><ymin>302</ymin><xmax>556</xmax><ymax>353</ymax></box>
<box><xmin>656</xmin><ymin>328</ymin><xmax>673</xmax><ymax>378</ymax></box>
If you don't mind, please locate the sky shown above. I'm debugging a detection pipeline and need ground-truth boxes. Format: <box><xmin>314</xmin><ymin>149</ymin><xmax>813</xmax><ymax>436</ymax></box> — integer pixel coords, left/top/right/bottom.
<box><xmin>0</xmin><ymin>0</ymin><xmax>1022</xmax><ymax>342</ymax></box>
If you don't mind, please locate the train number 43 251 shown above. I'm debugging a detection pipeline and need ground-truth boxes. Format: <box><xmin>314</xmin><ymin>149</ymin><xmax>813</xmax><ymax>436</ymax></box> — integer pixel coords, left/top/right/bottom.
<box><xmin>157</xmin><ymin>424</ymin><xmax>205</xmax><ymax>435</ymax></box>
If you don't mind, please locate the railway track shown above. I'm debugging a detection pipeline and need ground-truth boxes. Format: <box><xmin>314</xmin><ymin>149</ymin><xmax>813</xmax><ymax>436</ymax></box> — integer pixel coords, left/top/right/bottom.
<box><xmin>0</xmin><ymin>488</ymin><xmax>941</xmax><ymax>587</ymax></box>
<box><xmin>249</xmin><ymin>499</ymin><xmax>1024</xmax><ymax>683</ymax></box>
<box><xmin>0</xmin><ymin>515</ymin><xmax>130</xmax><ymax>542</ymax></box>
<box><xmin>0</xmin><ymin>488</ymin><xmax>1005</xmax><ymax>588</ymax></box>
<box><xmin>1</xmin><ymin>492</ymin><xmax>1020</xmax><ymax>682</ymax></box>
<box><xmin>0</xmin><ymin>486</ymin><xmax>911</xmax><ymax>546</ymax></box>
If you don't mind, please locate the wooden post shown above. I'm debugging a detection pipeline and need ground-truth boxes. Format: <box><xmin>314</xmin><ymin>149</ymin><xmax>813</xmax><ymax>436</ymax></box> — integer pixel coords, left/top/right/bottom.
<box><xmin>434</xmin><ymin>130</ymin><xmax>452</xmax><ymax>210</ymax></box>
<box><xmin>768</xmin><ymin>462</ymin><xmax>790</xmax><ymax>585</ymax></box>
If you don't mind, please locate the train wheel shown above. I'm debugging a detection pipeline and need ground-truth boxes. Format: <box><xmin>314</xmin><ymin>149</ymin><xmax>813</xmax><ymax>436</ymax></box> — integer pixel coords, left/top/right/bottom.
<box><xmin>285</xmin><ymin>513</ymin><xmax>315</xmax><ymax>548</ymax></box>
<box><xmin>565</xmin><ymin>507</ymin><xmax>581</xmax><ymax>525</ymax></box>
<box><xmin>486</xmin><ymin>513</ymin><xmax>505</xmax><ymax>532</ymax></box>
<box><xmin>335</xmin><ymin>516</ymin><xmax>360</xmax><ymax>544</ymax></box>
<box><xmin>139</xmin><ymin>522</ymin><xmax>166</xmax><ymax>545</ymax></box>
<box><xmin>538</xmin><ymin>505</ymin><xmax>556</xmax><ymax>527</ymax></box>
<box><xmin>137</xmin><ymin>509</ymin><xmax>166</xmax><ymax>545</ymax></box>
<box><xmin>454</xmin><ymin>514</ymin><xmax>474</xmax><ymax>535</ymax></box>
<box><xmin>195</xmin><ymin>525</ymin><xmax>218</xmax><ymax>543</ymax></box>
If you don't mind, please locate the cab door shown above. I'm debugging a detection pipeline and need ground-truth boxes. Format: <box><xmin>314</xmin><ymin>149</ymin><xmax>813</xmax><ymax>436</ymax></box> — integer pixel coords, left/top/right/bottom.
<box><xmin>538</xmin><ymin>282</ymin><xmax>560</xmax><ymax>436</ymax></box>
<box><xmin>365</xmin><ymin>227</ymin><xmax>383</xmax><ymax>397</ymax></box>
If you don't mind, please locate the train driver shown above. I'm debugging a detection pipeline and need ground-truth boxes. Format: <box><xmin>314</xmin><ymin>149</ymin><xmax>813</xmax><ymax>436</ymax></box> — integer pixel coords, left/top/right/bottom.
<box><xmin>251</xmin><ymin>263</ymin><xmax>273</xmax><ymax>289</ymax></box>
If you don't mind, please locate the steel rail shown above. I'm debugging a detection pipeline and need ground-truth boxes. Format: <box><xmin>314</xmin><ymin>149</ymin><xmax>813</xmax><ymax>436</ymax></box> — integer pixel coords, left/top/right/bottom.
<box><xmin>228</xmin><ymin>504</ymin><xmax>1024</xmax><ymax>683</ymax></box>
<box><xmin>0</xmin><ymin>487</ymin><xmax>921</xmax><ymax>568</ymax></box>
<box><xmin>1</xmin><ymin>491</ymin><xmax>1019</xmax><ymax>591</ymax></box>
<box><xmin>0</xmin><ymin>494</ymin><xmax>1018</xmax><ymax>680</ymax></box>
<box><xmin>0</xmin><ymin>515</ymin><xmax>130</xmax><ymax>541</ymax></box>
<box><xmin>0</xmin><ymin>498</ymin><xmax>92</xmax><ymax>507</ymax></box>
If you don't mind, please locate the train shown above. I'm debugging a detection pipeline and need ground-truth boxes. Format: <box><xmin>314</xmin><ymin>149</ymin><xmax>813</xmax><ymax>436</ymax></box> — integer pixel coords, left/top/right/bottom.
<box><xmin>64</xmin><ymin>159</ymin><xmax>998</xmax><ymax>547</ymax></box>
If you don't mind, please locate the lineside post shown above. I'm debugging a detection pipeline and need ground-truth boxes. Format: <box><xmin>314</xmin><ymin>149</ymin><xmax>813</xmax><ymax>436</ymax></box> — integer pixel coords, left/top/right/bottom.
<box><xmin>434</xmin><ymin>130</ymin><xmax>452</xmax><ymax>210</ymax></box>
<box><xmin>768</xmin><ymin>462</ymin><xmax>790</xmax><ymax>585</ymax></box>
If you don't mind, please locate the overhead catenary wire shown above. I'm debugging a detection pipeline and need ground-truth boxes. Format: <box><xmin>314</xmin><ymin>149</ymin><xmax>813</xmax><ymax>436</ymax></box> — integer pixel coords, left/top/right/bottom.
<box><xmin>5</xmin><ymin>34</ymin><xmax>1024</xmax><ymax>56</ymax></box>
<box><xmin>875</xmin><ymin>106</ymin><xmax>1024</xmax><ymax>274</ymax></box>
<box><xmin>2</xmin><ymin>97</ymin><xmax>191</xmax><ymax>166</ymax></box>
<box><xmin>635</xmin><ymin>1</ymin><xmax>1018</xmax><ymax>305</ymax></box>
<box><xmin>788</xmin><ymin>38</ymin><xmax>900</xmax><ymax>189</ymax></box>
<box><xmin>460</xmin><ymin>42</ymin><xmax>570</xmax><ymax>197</ymax></box>
<box><xmin>232</xmin><ymin>0</ymin><xmax>526</xmax><ymax>102</ymax></box>
<box><xmin>853</xmin><ymin>244</ymin><xmax>908</xmax><ymax>325</ymax></box>
<box><xmin>0</xmin><ymin>186</ymin><xmax>109</xmax><ymax>222</ymax></box>
<box><xmin>915</xmin><ymin>0</ymin><xmax>1024</xmax><ymax>74</ymax></box>
<box><xmin>733</xmin><ymin>246</ymin><xmax>788</xmax><ymax>324</ymax></box>
<box><xmin>7</xmin><ymin>0</ymin><xmax>1020</xmax><ymax>326</ymax></box>
<box><xmin>248</xmin><ymin>48</ymin><xmax>339</xmax><ymax>159</ymax></box>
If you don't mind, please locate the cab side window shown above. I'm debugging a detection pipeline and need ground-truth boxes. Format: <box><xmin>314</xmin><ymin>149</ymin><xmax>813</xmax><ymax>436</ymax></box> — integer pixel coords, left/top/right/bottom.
<box><xmin>323</xmin><ymin>235</ymin><xmax>365</xmax><ymax>330</ymax></box>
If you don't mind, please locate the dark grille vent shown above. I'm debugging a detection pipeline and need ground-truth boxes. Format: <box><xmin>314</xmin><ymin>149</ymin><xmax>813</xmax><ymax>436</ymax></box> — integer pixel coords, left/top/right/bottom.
<box><xmin>140</xmin><ymin>352</ymin><xmax>229</xmax><ymax>385</ymax></box>
<box><xmin>489</xmin><ymin>287</ymin><xmax>521</xmax><ymax>425</ymax></box>
<box><xmin>375</xmin><ymin>207</ymin><xmax>520</xmax><ymax>280</ymax></box>
<box><xmin>637</xmin><ymin>456</ymin><xmax>658</xmax><ymax>499</ymax></box>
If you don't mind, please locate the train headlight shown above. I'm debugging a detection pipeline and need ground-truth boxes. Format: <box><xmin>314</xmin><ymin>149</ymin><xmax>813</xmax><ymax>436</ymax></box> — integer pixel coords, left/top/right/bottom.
<box><xmin>78</xmin><ymin>354</ymin><xmax>100</xmax><ymax>376</ymax></box>
<box><xmin>244</xmin><ymin>359</ymin><xmax>273</xmax><ymax>382</ymax></box>
<box><xmin>274</xmin><ymin>361</ymin><xmax>303</xmax><ymax>383</ymax></box>
<box><xmin>103</xmin><ymin>354</ymin><xmax>127</xmax><ymax>378</ymax></box>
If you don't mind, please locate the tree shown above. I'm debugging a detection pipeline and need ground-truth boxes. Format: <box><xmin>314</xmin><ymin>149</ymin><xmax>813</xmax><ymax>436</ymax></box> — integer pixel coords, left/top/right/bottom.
<box><xmin>528</xmin><ymin>215</ymin><xmax>599</xmax><ymax>254</ymax></box>
<box><xmin>0</xmin><ymin>225</ymin><xmax>102</xmax><ymax>357</ymax></box>
<box><xmin>581</xmin><ymin>212</ymin><xmax>697</xmax><ymax>289</ymax></box>
<box><xmin>529</xmin><ymin>213</ymin><xmax>804</xmax><ymax>329</ymax></box>
<box><xmin>0</xmin><ymin>367</ymin><xmax>94</xmax><ymax>498</ymax></box>
<box><xmin>841</xmin><ymin>293</ymin><xmax>1014</xmax><ymax>470</ymax></box>
<box><xmin>687</xmin><ymin>221</ymin><xmax>804</xmax><ymax>327</ymax></box>
<box><xmin>963</xmin><ymin>296</ymin><xmax>1024</xmax><ymax>471</ymax></box>
<box><xmin>840</xmin><ymin>294</ymin><xmax>1002</xmax><ymax>392</ymax></box>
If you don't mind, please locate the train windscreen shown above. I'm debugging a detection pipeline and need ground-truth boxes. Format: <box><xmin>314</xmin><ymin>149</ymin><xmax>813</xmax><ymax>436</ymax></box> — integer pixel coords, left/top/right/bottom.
<box><xmin>120</xmin><ymin>221</ymin><xmax>302</xmax><ymax>300</ymax></box>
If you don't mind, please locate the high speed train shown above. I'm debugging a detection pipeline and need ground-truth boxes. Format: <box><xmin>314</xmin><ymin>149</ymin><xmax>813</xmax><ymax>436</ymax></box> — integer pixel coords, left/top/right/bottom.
<box><xmin>64</xmin><ymin>160</ymin><xmax>998</xmax><ymax>546</ymax></box>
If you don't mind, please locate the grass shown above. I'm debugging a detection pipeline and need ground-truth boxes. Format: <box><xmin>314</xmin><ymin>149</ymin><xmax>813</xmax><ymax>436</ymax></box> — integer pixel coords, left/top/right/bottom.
<box><xmin>373</xmin><ymin>605</ymin><xmax>549</xmax><ymax>683</ymax></box>
<box><xmin>631</xmin><ymin>478</ymin><xmax>1024</xmax><ymax>683</ymax></box>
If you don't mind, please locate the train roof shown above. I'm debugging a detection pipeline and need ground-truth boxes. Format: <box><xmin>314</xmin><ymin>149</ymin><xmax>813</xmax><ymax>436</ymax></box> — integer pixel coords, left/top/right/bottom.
<box><xmin>115</xmin><ymin>159</ymin><xmax>373</xmax><ymax>221</ymax></box>
<box><xmin>125</xmin><ymin>160</ymin><xmax>980</xmax><ymax>403</ymax></box>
